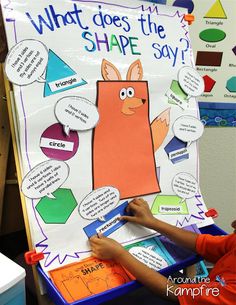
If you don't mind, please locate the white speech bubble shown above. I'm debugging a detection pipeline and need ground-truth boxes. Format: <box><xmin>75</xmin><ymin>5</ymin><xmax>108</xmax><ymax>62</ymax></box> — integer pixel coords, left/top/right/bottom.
<box><xmin>173</xmin><ymin>115</ymin><xmax>204</xmax><ymax>146</ymax></box>
<box><xmin>79</xmin><ymin>186</ymin><xmax>120</xmax><ymax>221</ymax></box>
<box><xmin>129</xmin><ymin>247</ymin><xmax>168</xmax><ymax>271</ymax></box>
<box><xmin>178</xmin><ymin>66</ymin><xmax>204</xmax><ymax>98</ymax></box>
<box><xmin>172</xmin><ymin>172</ymin><xmax>198</xmax><ymax>201</ymax></box>
<box><xmin>5</xmin><ymin>39</ymin><xmax>48</xmax><ymax>86</ymax></box>
<box><xmin>55</xmin><ymin>96</ymin><xmax>99</xmax><ymax>135</ymax></box>
<box><xmin>21</xmin><ymin>160</ymin><xmax>69</xmax><ymax>199</ymax></box>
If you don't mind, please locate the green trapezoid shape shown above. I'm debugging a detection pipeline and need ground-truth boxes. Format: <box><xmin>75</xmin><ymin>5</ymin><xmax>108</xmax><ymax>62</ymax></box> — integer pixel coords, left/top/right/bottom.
<box><xmin>151</xmin><ymin>195</ymin><xmax>189</xmax><ymax>215</ymax></box>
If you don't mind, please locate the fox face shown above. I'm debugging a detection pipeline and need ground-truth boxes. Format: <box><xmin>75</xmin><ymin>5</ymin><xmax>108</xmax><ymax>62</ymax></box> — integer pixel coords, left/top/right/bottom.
<box><xmin>119</xmin><ymin>86</ymin><xmax>146</xmax><ymax>115</ymax></box>
<box><xmin>101</xmin><ymin>59</ymin><xmax>146</xmax><ymax>115</ymax></box>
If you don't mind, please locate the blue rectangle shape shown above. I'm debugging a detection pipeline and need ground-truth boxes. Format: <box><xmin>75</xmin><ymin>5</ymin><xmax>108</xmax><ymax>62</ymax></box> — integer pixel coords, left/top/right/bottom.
<box><xmin>83</xmin><ymin>201</ymin><xmax>129</xmax><ymax>238</ymax></box>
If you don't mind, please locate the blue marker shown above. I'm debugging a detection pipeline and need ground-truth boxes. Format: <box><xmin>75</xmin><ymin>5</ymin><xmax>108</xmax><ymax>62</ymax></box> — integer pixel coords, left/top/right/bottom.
<box><xmin>216</xmin><ymin>275</ymin><xmax>226</xmax><ymax>287</ymax></box>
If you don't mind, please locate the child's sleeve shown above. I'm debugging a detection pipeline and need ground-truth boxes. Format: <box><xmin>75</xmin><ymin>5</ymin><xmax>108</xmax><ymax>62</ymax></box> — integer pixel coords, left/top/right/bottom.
<box><xmin>177</xmin><ymin>282</ymin><xmax>236</xmax><ymax>305</ymax></box>
<box><xmin>196</xmin><ymin>234</ymin><xmax>236</xmax><ymax>263</ymax></box>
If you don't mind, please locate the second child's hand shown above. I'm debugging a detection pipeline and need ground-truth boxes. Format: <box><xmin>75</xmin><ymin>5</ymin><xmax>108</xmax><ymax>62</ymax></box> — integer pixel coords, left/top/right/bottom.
<box><xmin>89</xmin><ymin>233</ymin><xmax>179</xmax><ymax>302</ymax></box>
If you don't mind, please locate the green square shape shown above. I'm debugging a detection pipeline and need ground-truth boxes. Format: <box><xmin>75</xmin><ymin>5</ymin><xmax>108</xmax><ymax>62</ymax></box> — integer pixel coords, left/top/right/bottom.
<box><xmin>36</xmin><ymin>188</ymin><xmax>77</xmax><ymax>224</ymax></box>
<box><xmin>169</xmin><ymin>80</ymin><xmax>188</xmax><ymax>104</ymax></box>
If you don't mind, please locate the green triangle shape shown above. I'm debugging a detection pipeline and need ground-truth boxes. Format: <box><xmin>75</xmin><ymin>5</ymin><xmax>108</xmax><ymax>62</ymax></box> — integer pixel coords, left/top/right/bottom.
<box><xmin>204</xmin><ymin>0</ymin><xmax>227</xmax><ymax>19</ymax></box>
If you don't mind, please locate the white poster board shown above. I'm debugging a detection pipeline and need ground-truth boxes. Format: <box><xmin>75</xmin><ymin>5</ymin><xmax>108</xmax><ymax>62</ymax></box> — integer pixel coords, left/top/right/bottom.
<box><xmin>1</xmin><ymin>0</ymin><xmax>213</xmax><ymax>272</ymax></box>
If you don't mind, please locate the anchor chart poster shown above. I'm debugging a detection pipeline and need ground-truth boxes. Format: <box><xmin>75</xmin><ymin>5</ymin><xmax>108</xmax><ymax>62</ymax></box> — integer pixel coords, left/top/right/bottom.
<box><xmin>168</xmin><ymin>0</ymin><xmax>236</xmax><ymax>106</ymax></box>
<box><xmin>2</xmin><ymin>0</ymin><xmax>213</xmax><ymax>272</ymax></box>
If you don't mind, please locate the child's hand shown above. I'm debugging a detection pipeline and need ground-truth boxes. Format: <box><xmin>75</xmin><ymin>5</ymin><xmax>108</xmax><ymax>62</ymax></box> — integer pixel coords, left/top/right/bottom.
<box><xmin>120</xmin><ymin>198</ymin><xmax>155</xmax><ymax>228</ymax></box>
<box><xmin>89</xmin><ymin>234</ymin><xmax>125</xmax><ymax>260</ymax></box>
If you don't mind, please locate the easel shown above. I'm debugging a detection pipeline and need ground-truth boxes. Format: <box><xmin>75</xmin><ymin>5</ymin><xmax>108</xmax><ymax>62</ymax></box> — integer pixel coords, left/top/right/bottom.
<box><xmin>0</xmin><ymin>0</ymin><xmax>10</xmax><ymax>230</ymax></box>
<box><xmin>0</xmin><ymin>60</ymin><xmax>198</xmax><ymax>305</ymax></box>
<box><xmin>0</xmin><ymin>64</ymin><xmax>10</xmax><ymax>228</ymax></box>
<box><xmin>1</xmin><ymin>64</ymin><xmax>54</xmax><ymax>305</ymax></box>
<box><xmin>0</xmin><ymin>8</ymin><xmax>51</xmax><ymax>301</ymax></box>
<box><xmin>0</xmin><ymin>2</ymin><xmax>224</xmax><ymax>303</ymax></box>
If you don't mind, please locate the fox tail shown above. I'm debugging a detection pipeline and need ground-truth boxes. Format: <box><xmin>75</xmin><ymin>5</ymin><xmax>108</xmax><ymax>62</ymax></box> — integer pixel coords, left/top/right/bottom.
<box><xmin>151</xmin><ymin>108</ymin><xmax>170</xmax><ymax>152</ymax></box>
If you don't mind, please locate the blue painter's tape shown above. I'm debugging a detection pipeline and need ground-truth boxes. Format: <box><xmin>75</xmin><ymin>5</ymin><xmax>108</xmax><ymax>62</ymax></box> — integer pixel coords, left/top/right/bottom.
<box><xmin>198</xmin><ymin>102</ymin><xmax>236</xmax><ymax>110</ymax></box>
<box><xmin>83</xmin><ymin>201</ymin><xmax>129</xmax><ymax>238</ymax></box>
<box><xmin>173</xmin><ymin>0</ymin><xmax>194</xmax><ymax>14</ymax></box>
<box><xmin>143</xmin><ymin>0</ymin><xmax>167</xmax><ymax>4</ymax></box>
<box><xmin>198</xmin><ymin>102</ymin><xmax>236</xmax><ymax>127</ymax></box>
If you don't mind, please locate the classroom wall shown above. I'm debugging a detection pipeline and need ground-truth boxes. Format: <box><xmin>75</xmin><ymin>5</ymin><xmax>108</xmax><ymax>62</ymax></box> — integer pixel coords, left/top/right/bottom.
<box><xmin>199</xmin><ymin>128</ymin><xmax>236</xmax><ymax>233</ymax></box>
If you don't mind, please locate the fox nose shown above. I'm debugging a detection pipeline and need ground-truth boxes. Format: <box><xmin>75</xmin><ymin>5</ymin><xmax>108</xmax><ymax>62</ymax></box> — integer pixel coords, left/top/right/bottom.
<box><xmin>142</xmin><ymin>99</ymin><xmax>146</xmax><ymax>104</ymax></box>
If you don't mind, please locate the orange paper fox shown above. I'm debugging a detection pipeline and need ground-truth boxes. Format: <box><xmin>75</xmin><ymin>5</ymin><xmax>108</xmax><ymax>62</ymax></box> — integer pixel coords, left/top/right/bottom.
<box><xmin>93</xmin><ymin>59</ymin><xmax>170</xmax><ymax>199</ymax></box>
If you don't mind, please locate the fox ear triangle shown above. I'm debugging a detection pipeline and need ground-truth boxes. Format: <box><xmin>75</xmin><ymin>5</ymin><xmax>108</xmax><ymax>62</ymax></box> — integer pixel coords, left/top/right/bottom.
<box><xmin>126</xmin><ymin>59</ymin><xmax>143</xmax><ymax>81</ymax></box>
<box><xmin>101</xmin><ymin>59</ymin><xmax>143</xmax><ymax>81</ymax></box>
<box><xmin>101</xmin><ymin>59</ymin><xmax>122</xmax><ymax>81</ymax></box>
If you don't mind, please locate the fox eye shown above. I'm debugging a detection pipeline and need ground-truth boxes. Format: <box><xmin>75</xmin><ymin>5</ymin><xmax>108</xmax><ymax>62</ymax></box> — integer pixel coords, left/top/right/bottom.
<box><xmin>127</xmin><ymin>87</ymin><xmax>134</xmax><ymax>98</ymax></box>
<box><xmin>119</xmin><ymin>88</ymin><xmax>127</xmax><ymax>100</ymax></box>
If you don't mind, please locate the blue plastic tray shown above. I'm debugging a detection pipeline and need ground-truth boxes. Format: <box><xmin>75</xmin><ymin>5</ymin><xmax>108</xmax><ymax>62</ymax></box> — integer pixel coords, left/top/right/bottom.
<box><xmin>37</xmin><ymin>224</ymin><xmax>227</xmax><ymax>305</ymax></box>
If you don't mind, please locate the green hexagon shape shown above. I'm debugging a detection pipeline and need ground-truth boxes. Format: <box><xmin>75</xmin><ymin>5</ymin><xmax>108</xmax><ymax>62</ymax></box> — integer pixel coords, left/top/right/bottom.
<box><xmin>36</xmin><ymin>188</ymin><xmax>77</xmax><ymax>224</ymax></box>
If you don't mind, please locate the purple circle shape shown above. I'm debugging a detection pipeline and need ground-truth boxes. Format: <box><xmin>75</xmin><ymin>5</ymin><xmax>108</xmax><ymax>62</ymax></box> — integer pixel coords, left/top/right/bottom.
<box><xmin>40</xmin><ymin>123</ymin><xmax>79</xmax><ymax>161</ymax></box>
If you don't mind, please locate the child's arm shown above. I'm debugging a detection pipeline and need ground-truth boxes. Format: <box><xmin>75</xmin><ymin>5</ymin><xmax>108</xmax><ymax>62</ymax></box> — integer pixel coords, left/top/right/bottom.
<box><xmin>121</xmin><ymin>198</ymin><xmax>198</xmax><ymax>252</ymax></box>
<box><xmin>90</xmin><ymin>234</ymin><xmax>179</xmax><ymax>302</ymax></box>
